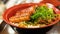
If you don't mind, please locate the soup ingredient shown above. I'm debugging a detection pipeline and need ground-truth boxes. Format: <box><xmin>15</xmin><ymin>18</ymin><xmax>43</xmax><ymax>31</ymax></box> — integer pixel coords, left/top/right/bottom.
<box><xmin>9</xmin><ymin>6</ymin><xmax>35</xmax><ymax>23</ymax></box>
<box><xmin>18</xmin><ymin>5</ymin><xmax>57</xmax><ymax>28</ymax></box>
<box><xmin>31</xmin><ymin>5</ymin><xmax>54</xmax><ymax>20</ymax></box>
<box><xmin>9</xmin><ymin>4</ymin><xmax>58</xmax><ymax>28</ymax></box>
<box><xmin>30</xmin><ymin>5</ymin><xmax>56</xmax><ymax>24</ymax></box>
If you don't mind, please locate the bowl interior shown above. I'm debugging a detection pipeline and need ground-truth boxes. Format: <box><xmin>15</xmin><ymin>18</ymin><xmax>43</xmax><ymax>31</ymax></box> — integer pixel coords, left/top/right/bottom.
<box><xmin>3</xmin><ymin>3</ymin><xmax>60</xmax><ymax>28</ymax></box>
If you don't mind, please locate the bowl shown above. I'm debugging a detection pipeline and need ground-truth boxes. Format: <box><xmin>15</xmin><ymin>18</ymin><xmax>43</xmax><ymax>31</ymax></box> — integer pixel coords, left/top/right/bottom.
<box><xmin>42</xmin><ymin>0</ymin><xmax>60</xmax><ymax>6</ymax></box>
<box><xmin>3</xmin><ymin>3</ymin><xmax>60</xmax><ymax>34</ymax></box>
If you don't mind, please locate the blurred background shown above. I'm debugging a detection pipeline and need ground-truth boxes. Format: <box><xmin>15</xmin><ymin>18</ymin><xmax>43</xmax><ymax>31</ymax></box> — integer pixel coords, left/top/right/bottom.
<box><xmin>0</xmin><ymin>0</ymin><xmax>60</xmax><ymax>34</ymax></box>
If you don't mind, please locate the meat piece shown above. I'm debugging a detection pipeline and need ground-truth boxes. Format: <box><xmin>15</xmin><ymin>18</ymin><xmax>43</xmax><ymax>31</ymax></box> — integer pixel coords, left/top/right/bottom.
<box><xmin>16</xmin><ymin>6</ymin><xmax>35</xmax><ymax>16</ymax></box>
<box><xmin>9</xmin><ymin>6</ymin><xmax>36</xmax><ymax>23</ymax></box>
<box><xmin>9</xmin><ymin>16</ymin><xmax>20</xmax><ymax>22</ymax></box>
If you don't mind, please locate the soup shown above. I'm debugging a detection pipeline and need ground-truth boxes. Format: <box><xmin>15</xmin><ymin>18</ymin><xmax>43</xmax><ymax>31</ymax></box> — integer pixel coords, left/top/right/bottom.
<box><xmin>9</xmin><ymin>4</ymin><xmax>58</xmax><ymax>28</ymax></box>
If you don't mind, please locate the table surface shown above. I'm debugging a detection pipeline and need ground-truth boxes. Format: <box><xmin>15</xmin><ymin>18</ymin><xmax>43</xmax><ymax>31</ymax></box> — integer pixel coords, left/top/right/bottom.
<box><xmin>0</xmin><ymin>22</ymin><xmax>60</xmax><ymax>34</ymax></box>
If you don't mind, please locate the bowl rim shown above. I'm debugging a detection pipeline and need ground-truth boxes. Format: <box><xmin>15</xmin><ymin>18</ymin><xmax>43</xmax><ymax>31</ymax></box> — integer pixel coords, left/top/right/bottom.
<box><xmin>3</xmin><ymin>3</ymin><xmax>60</xmax><ymax>29</ymax></box>
<box><xmin>42</xmin><ymin>0</ymin><xmax>60</xmax><ymax>6</ymax></box>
